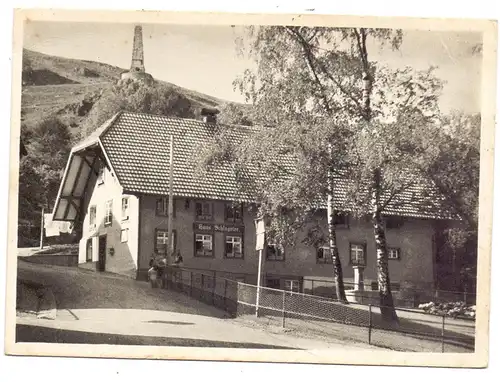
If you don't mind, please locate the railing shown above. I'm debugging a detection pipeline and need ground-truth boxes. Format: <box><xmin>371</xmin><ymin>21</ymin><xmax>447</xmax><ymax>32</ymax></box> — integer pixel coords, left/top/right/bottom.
<box><xmin>163</xmin><ymin>266</ymin><xmax>475</xmax><ymax>353</ymax></box>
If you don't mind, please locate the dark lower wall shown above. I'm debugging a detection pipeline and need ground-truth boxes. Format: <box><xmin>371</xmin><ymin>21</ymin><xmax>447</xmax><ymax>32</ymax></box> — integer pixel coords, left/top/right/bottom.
<box><xmin>22</xmin><ymin>254</ymin><xmax>79</xmax><ymax>267</ymax></box>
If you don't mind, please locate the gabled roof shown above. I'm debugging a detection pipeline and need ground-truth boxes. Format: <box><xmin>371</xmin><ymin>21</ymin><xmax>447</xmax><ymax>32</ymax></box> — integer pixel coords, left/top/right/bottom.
<box><xmin>53</xmin><ymin>111</ymin><xmax>457</xmax><ymax>221</ymax></box>
<box><xmin>51</xmin><ymin>114</ymin><xmax>119</xmax><ymax>221</ymax></box>
<box><xmin>101</xmin><ymin>112</ymin><xmax>258</xmax><ymax>200</ymax></box>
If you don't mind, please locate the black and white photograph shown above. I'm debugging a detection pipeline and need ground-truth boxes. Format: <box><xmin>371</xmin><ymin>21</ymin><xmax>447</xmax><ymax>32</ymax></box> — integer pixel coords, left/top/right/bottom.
<box><xmin>3</xmin><ymin>8</ymin><xmax>497</xmax><ymax>367</ymax></box>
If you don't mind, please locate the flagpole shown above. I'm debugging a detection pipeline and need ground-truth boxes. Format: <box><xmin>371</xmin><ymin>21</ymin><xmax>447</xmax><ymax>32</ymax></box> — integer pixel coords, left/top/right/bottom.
<box><xmin>40</xmin><ymin>207</ymin><xmax>44</xmax><ymax>250</ymax></box>
<box><xmin>167</xmin><ymin>134</ymin><xmax>174</xmax><ymax>264</ymax></box>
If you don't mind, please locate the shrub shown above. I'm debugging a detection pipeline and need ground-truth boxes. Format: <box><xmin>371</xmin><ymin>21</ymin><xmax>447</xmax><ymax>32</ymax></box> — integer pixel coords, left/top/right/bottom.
<box><xmin>418</xmin><ymin>301</ymin><xmax>476</xmax><ymax>319</ymax></box>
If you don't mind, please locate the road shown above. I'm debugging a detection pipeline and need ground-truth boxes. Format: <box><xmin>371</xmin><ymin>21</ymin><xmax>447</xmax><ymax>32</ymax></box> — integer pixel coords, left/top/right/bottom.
<box><xmin>16</xmin><ymin>260</ymin><xmax>378</xmax><ymax>350</ymax></box>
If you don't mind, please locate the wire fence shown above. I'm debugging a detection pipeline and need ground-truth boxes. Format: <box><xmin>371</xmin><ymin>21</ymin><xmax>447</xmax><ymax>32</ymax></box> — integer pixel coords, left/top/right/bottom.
<box><xmin>305</xmin><ymin>279</ymin><xmax>476</xmax><ymax>307</ymax></box>
<box><xmin>163</xmin><ymin>266</ymin><xmax>475</xmax><ymax>352</ymax></box>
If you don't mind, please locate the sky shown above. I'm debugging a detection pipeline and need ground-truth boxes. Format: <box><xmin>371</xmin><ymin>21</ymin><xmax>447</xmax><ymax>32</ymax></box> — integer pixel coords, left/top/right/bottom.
<box><xmin>23</xmin><ymin>21</ymin><xmax>483</xmax><ymax>114</ymax></box>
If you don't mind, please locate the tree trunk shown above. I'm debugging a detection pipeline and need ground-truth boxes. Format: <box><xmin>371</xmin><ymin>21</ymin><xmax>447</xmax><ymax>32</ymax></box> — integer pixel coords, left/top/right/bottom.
<box><xmin>327</xmin><ymin>170</ymin><xmax>348</xmax><ymax>303</ymax></box>
<box><xmin>372</xmin><ymin>168</ymin><xmax>399</xmax><ymax>323</ymax></box>
<box><xmin>356</xmin><ymin>32</ymin><xmax>398</xmax><ymax>322</ymax></box>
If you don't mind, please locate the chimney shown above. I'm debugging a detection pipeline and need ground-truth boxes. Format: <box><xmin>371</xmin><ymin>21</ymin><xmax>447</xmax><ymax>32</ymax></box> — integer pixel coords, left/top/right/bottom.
<box><xmin>200</xmin><ymin>107</ymin><xmax>220</xmax><ymax>124</ymax></box>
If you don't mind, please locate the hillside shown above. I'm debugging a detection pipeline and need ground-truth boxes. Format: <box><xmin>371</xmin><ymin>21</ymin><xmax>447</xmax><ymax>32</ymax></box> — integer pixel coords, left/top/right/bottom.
<box><xmin>20</xmin><ymin>49</ymin><xmax>234</xmax><ymax>132</ymax></box>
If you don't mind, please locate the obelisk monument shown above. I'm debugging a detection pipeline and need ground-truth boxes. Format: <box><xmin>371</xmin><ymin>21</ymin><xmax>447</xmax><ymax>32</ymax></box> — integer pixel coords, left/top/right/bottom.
<box><xmin>121</xmin><ymin>25</ymin><xmax>154</xmax><ymax>85</ymax></box>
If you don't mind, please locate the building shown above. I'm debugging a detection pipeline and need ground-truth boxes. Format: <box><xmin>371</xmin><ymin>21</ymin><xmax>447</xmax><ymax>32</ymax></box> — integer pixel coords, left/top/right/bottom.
<box><xmin>51</xmin><ymin>110</ymin><xmax>459</xmax><ymax>305</ymax></box>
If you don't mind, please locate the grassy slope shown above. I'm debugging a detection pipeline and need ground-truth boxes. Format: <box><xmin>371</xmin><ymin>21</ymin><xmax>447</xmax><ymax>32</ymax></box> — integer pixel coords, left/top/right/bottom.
<box><xmin>20</xmin><ymin>49</ymin><xmax>233</xmax><ymax>132</ymax></box>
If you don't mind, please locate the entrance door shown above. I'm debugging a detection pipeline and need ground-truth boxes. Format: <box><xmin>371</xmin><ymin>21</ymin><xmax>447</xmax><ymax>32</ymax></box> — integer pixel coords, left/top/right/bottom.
<box><xmin>98</xmin><ymin>235</ymin><xmax>107</xmax><ymax>272</ymax></box>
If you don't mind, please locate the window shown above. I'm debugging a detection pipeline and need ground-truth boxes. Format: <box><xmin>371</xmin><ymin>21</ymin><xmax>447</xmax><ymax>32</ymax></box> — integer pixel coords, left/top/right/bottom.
<box><xmin>284</xmin><ymin>280</ymin><xmax>300</xmax><ymax>293</ymax></box>
<box><xmin>89</xmin><ymin>206</ymin><xmax>96</xmax><ymax>230</ymax></box>
<box><xmin>104</xmin><ymin>200</ymin><xmax>113</xmax><ymax>226</ymax></box>
<box><xmin>195</xmin><ymin>201</ymin><xmax>213</xmax><ymax>221</ymax></box>
<box><xmin>385</xmin><ymin>216</ymin><xmax>404</xmax><ymax>229</ymax></box>
<box><xmin>266</xmin><ymin>243</ymin><xmax>285</xmax><ymax>261</ymax></box>
<box><xmin>266</xmin><ymin>278</ymin><xmax>281</xmax><ymax>289</ymax></box>
<box><xmin>121</xmin><ymin>197</ymin><xmax>129</xmax><ymax>220</ymax></box>
<box><xmin>350</xmin><ymin>243</ymin><xmax>366</xmax><ymax>266</ymax></box>
<box><xmin>97</xmin><ymin>165</ymin><xmax>105</xmax><ymax>185</ymax></box>
<box><xmin>156</xmin><ymin>197</ymin><xmax>174</xmax><ymax>217</ymax></box>
<box><xmin>120</xmin><ymin>229</ymin><xmax>129</xmax><ymax>243</ymax></box>
<box><xmin>225</xmin><ymin>235</ymin><xmax>243</xmax><ymax>258</ymax></box>
<box><xmin>317</xmin><ymin>246</ymin><xmax>333</xmax><ymax>264</ymax></box>
<box><xmin>333</xmin><ymin>212</ymin><xmax>350</xmax><ymax>228</ymax></box>
<box><xmin>155</xmin><ymin>229</ymin><xmax>176</xmax><ymax>255</ymax></box>
<box><xmin>195</xmin><ymin>234</ymin><xmax>213</xmax><ymax>257</ymax></box>
<box><xmin>388</xmin><ymin>247</ymin><xmax>401</xmax><ymax>260</ymax></box>
<box><xmin>86</xmin><ymin>239</ymin><xmax>93</xmax><ymax>262</ymax></box>
<box><xmin>225</xmin><ymin>203</ymin><xmax>243</xmax><ymax>222</ymax></box>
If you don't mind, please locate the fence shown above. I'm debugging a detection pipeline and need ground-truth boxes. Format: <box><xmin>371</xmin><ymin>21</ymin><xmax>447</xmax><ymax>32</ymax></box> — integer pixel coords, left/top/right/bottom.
<box><xmin>164</xmin><ymin>266</ymin><xmax>476</xmax><ymax>308</ymax></box>
<box><xmin>163</xmin><ymin>267</ymin><xmax>475</xmax><ymax>353</ymax></box>
<box><xmin>299</xmin><ymin>279</ymin><xmax>475</xmax><ymax>307</ymax></box>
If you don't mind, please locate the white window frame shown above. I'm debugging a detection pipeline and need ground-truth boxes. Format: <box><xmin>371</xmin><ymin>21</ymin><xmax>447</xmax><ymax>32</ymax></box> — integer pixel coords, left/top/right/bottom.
<box><xmin>121</xmin><ymin>197</ymin><xmax>130</xmax><ymax>221</ymax></box>
<box><xmin>350</xmin><ymin>243</ymin><xmax>365</xmax><ymax>266</ymax></box>
<box><xmin>121</xmin><ymin>228</ymin><xmax>129</xmax><ymax>243</ymax></box>
<box><xmin>388</xmin><ymin>247</ymin><xmax>401</xmax><ymax>260</ymax></box>
<box><xmin>195</xmin><ymin>234</ymin><xmax>213</xmax><ymax>257</ymax></box>
<box><xmin>156</xmin><ymin>229</ymin><xmax>168</xmax><ymax>254</ymax></box>
<box><xmin>284</xmin><ymin>279</ymin><xmax>300</xmax><ymax>293</ymax></box>
<box><xmin>104</xmin><ymin>200</ymin><xmax>113</xmax><ymax>226</ymax></box>
<box><xmin>225</xmin><ymin>235</ymin><xmax>243</xmax><ymax>258</ymax></box>
<box><xmin>155</xmin><ymin>229</ymin><xmax>176</xmax><ymax>255</ymax></box>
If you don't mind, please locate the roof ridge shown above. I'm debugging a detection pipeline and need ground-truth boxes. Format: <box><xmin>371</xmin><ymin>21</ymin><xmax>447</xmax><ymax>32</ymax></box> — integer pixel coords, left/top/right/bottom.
<box><xmin>118</xmin><ymin>110</ymin><xmax>262</xmax><ymax>133</ymax></box>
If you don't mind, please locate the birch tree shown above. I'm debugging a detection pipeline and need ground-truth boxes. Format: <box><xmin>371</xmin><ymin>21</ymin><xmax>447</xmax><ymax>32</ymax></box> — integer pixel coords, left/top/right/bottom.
<box><xmin>233</xmin><ymin>26</ymin><xmax>449</xmax><ymax>322</ymax></box>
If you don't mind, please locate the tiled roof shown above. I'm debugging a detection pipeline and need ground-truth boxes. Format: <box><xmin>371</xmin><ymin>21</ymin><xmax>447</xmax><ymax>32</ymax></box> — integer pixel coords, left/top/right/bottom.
<box><xmin>100</xmin><ymin>112</ymin><xmax>256</xmax><ymax>201</ymax></box>
<box><xmin>96</xmin><ymin>111</ymin><xmax>455</xmax><ymax>220</ymax></box>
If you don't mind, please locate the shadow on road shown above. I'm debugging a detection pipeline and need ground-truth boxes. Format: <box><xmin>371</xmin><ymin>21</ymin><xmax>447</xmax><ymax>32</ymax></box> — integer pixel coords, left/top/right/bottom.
<box><xmin>17</xmin><ymin>260</ymin><xmax>226</xmax><ymax>319</ymax></box>
<box><xmin>144</xmin><ymin>320</ymin><xmax>194</xmax><ymax>325</ymax></box>
<box><xmin>16</xmin><ymin>324</ymin><xmax>300</xmax><ymax>349</ymax></box>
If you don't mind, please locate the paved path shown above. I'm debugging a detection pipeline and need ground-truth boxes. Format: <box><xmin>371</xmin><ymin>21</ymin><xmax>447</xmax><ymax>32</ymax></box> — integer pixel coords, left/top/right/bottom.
<box><xmin>16</xmin><ymin>260</ymin><xmax>379</xmax><ymax>350</ymax></box>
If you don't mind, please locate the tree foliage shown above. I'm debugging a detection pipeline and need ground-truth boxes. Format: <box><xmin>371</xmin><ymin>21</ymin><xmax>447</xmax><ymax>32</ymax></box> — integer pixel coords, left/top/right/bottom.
<box><xmin>18</xmin><ymin>117</ymin><xmax>73</xmax><ymax>245</ymax></box>
<box><xmin>199</xmin><ymin>26</ymin><xmax>461</xmax><ymax>321</ymax></box>
<box><xmin>82</xmin><ymin>78</ymin><xmax>195</xmax><ymax>136</ymax></box>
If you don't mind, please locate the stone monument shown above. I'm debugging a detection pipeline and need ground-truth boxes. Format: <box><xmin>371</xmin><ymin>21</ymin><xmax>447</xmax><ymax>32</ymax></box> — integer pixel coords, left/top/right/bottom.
<box><xmin>121</xmin><ymin>25</ymin><xmax>155</xmax><ymax>85</ymax></box>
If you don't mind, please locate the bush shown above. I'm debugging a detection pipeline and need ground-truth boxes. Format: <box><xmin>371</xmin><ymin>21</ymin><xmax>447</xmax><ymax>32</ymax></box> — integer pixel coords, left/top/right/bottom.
<box><xmin>418</xmin><ymin>301</ymin><xmax>476</xmax><ymax>319</ymax></box>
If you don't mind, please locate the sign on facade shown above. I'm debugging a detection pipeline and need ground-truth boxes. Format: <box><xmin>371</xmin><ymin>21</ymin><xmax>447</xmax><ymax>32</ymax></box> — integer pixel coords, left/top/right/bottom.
<box><xmin>255</xmin><ymin>218</ymin><xmax>265</xmax><ymax>251</ymax></box>
<box><xmin>193</xmin><ymin>223</ymin><xmax>244</xmax><ymax>233</ymax></box>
